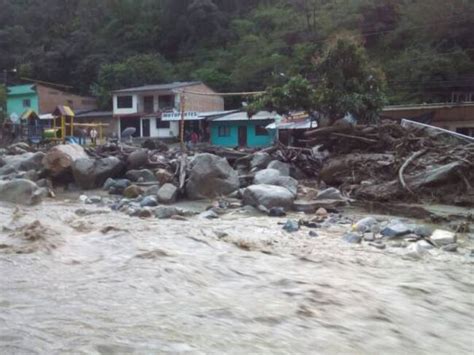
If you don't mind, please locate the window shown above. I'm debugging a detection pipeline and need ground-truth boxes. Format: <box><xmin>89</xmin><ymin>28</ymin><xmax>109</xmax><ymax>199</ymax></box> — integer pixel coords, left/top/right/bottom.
<box><xmin>143</xmin><ymin>96</ymin><xmax>154</xmax><ymax>113</ymax></box>
<box><xmin>218</xmin><ymin>126</ymin><xmax>231</xmax><ymax>137</ymax></box>
<box><xmin>117</xmin><ymin>95</ymin><xmax>133</xmax><ymax>108</ymax></box>
<box><xmin>159</xmin><ymin>95</ymin><xmax>175</xmax><ymax>109</ymax></box>
<box><xmin>255</xmin><ymin>124</ymin><xmax>268</xmax><ymax>136</ymax></box>
<box><xmin>23</xmin><ymin>99</ymin><xmax>31</xmax><ymax>108</ymax></box>
<box><xmin>156</xmin><ymin>116</ymin><xmax>170</xmax><ymax>129</ymax></box>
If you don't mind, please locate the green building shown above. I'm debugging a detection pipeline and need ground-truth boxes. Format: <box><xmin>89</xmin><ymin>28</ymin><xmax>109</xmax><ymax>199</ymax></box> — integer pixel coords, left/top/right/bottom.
<box><xmin>6</xmin><ymin>84</ymin><xmax>39</xmax><ymax>121</ymax></box>
<box><xmin>209</xmin><ymin>111</ymin><xmax>278</xmax><ymax>148</ymax></box>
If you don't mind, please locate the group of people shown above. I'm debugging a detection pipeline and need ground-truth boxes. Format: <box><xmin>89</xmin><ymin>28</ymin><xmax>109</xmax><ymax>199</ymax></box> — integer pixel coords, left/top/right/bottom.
<box><xmin>77</xmin><ymin>127</ymin><xmax>98</xmax><ymax>145</ymax></box>
<box><xmin>185</xmin><ymin>129</ymin><xmax>209</xmax><ymax>149</ymax></box>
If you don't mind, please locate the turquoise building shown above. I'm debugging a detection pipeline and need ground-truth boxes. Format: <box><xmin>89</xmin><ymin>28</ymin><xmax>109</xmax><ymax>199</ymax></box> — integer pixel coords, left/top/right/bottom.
<box><xmin>209</xmin><ymin>111</ymin><xmax>278</xmax><ymax>148</ymax></box>
<box><xmin>6</xmin><ymin>85</ymin><xmax>39</xmax><ymax>119</ymax></box>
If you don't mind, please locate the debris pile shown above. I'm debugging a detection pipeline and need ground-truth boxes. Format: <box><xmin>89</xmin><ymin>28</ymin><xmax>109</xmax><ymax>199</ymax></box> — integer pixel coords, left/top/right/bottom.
<box><xmin>270</xmin><ymin>121</ymin><xmax>474</xmax><ymax>206</ymax></box>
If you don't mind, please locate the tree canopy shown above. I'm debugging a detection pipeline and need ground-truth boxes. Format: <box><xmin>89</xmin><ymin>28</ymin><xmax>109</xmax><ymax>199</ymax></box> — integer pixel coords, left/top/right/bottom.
<box><xmin>0</xmin><ymin>0</ymin><xmax>472</xmax><ymax>108</ymax></box>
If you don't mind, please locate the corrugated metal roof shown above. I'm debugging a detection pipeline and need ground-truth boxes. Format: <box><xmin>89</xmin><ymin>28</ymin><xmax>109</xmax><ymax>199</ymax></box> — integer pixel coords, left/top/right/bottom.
<box><xmin>53</xmin><ymin>105</ymin><xmax>75</xmax><ymax>117</ymax></box>
<box><xmin>7</xmin><ymin>84</ymin><xmax>36</xmax><ymax>96</ymax></box>
<box><xmin>211</xmin><ymin>111</ymin><xmax>280</xmax><ymax>122</ymax></box>
<box><xmin>75</xmin><ymin>110</ymin><xmax>113</xmax><ymax>118</ymax></box>
<box><xmin>113</xmin><ymin>81</ymin><xmax>202</xmax><ymax>94</ymax></box>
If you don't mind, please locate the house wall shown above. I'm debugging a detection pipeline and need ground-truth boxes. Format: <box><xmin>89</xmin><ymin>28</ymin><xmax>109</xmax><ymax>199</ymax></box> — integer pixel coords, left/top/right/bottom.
<box><xmin>382</xmin><ymin>105</ymin><xmax>474</xmax><ymax>132</ymax></box>
<box><xmin>7</xmin><ymin>93</ymin><xmax>39</xmax><ymax>118</ymax></box>
<box><xmin>36</xmin><ymin>84</ymin><xmax>97</xmax><ymax>114</ymax></box>
<box><xmin>211</xmin><ymin>120</ymin><xmax>274</xmax><ymax>147</ymax></box>
<box><xmin>181</xmin><ymin>83</ymin><xmax>224</xmax><ymax>112</ymax></box>
<box><xmin>113</xmin><ymin>94</ymin><xmax>138</xmax><ymax>115</ymax></box>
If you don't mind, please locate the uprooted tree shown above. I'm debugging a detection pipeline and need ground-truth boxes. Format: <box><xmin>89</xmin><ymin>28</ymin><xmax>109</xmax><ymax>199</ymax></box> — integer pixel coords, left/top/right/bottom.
<box><xmin>248</xmin><ymin>37</ymin><xmax>387</xmax><ymax>124</ymax></box>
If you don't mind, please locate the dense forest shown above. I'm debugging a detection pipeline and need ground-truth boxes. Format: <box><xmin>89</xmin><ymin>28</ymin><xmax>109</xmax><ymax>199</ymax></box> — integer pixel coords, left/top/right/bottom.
<box><xmin>1</xmin><ymin>0</ymin><xmax>473</xmax><ymax>109</ymax></box>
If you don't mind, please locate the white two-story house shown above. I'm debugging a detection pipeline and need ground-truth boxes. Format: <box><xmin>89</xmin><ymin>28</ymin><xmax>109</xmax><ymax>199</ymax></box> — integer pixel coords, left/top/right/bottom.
<box><xmin>112</xmin><ymin>81</ymin><xmax>224</xmax><ymax>139</ymax></box>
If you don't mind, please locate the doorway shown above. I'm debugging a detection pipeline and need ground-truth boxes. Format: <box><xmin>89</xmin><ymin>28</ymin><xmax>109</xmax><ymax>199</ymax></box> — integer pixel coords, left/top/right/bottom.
<box><xmin>238</xmin><ymin>126</ymin><xmax>247</xmax><ymax>146</ymax></box>
<box><xmin>142</xmin><ymin>118</ymin><xmax>150</xmax><ymax>137</ymax></box>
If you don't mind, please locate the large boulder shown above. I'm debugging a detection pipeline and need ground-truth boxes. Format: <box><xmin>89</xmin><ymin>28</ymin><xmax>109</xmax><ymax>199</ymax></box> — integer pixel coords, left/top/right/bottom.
<box><xmin>126</xmin><ymin>149</ymin><xmax>148</xmax><ymax>170</ymax></box>
<box><xmin>186</xmin><ymin>153</ymin><xmax>239</xmax><ymax>199</ymax></box>
<box><xmin>253</xmin><ymin>169</ymin><xmax>298</xmax><ymax>196</ymax></box>
<box><xmin>155</xmin><ymin>168</ymin><xmax>174</xmax><ymax>185</ymax></box>
<box><xmin>267</xmin><ymin>160</ymin><xmax>290</xmax><ymax>176</ymax></box>
<box><xmin>72</xmin><ymin>157</ymin><xmax>124</xmax><ymax>190</ymax></box>
<box><xmin>42</xmin><ymin>144</ymin><xmax>89</xmax><ymax>178</ymax></box>
<box><xmin>250</xmin><ymin>152</ymin><xmax>272</xmax><ymax>170</ymax></box>
<box><xmin>0</xmin><ymin>179</ymin><xmax>43</xmax><ymax>205</ymax></box>
<box><xmin>0</xmin><ymin>152</ymin><xmax>45</xmax><ymax>176</ymax></box>
<box><xmin>242</xmin><ymin>184</ymin><xmax>295</xmax><ymax>210</ymax></box>
<box><xmin>315</xmin><ymin>187</ymin><xmax>345</xmax><ymax>201</ymax></box>
<box><xmin>157</xmin><ymin>183</ymin><xmax>178</xmax><ymax>204</ymax></box>
<box><xmin>125</xmin><ymin>169</ymin><xmax>156</xmax><ymax>182</ymax></box>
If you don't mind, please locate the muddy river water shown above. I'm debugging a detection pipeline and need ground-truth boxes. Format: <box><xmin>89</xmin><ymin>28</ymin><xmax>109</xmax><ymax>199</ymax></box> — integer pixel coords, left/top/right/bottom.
<box><xmin>0</xmin><ymin>198</ymin><xmax>473</xmax><ymax>354</ymax></box>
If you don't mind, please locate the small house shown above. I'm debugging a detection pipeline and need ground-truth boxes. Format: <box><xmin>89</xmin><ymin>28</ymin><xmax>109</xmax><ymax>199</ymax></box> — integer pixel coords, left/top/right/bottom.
<box><xmin>209</xmin><ymin>111</ymin><xmax>279</xmax><ymax>148</ymax></box>
<box><xmin>112</xmin><ymin>82</ymin><xmax>224</xmax><ymax>139</ymax></box>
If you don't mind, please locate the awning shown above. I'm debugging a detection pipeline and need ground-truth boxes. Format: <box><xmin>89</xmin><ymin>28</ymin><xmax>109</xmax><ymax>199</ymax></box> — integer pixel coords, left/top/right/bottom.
<box><xmin>53</xmin><ymin>105</ymin><xmax>75</xmax><ymax>117</ymax></box>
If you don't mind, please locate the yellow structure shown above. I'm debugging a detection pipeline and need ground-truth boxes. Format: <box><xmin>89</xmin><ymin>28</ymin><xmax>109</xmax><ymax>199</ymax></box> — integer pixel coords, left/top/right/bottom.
<box><xmin>50</xmin><ymin>105</ymin><xmax>108</xmax><ymax>144</ymax></box>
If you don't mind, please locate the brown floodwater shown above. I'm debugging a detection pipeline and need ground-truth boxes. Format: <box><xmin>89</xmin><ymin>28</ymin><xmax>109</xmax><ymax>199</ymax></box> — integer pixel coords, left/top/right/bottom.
<box><xmin>0</xmin><ymin>198</ymin><xmax>473</xmax><ymax>354</ymax></box>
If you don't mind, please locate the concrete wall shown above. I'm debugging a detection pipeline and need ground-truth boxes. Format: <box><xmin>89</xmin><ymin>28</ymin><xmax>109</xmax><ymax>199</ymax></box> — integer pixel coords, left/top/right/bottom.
<box><xmin>36</xmin><ymin>85</ymin><xmax>97</xmax><ymax>114</ymax></box>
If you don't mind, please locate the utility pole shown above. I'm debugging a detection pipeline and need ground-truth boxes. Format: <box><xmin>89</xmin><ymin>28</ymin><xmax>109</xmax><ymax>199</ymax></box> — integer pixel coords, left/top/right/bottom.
<box><xmin>180</xmin><ymin>91</ymin><xmax>186</xmax><ymax>152</ymax></box>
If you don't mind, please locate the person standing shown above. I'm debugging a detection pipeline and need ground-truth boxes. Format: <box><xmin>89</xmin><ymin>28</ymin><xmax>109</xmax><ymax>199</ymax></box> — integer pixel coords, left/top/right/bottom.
<box><xmin>90</xmin><ymin>127</ymin><xmax>98</xmax><ymax>145</ymax></box>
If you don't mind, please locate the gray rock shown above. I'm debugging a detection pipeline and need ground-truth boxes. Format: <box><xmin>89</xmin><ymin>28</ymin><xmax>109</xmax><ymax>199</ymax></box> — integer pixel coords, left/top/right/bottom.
<box><xmin>104</xmin><ymin>178</ymin><xmax>131</xmax><ymax>194</ymax></box>
<box><xmin>412</xmin><ymin>225</ymin><xmax>434</xmax><ymax>238</ymax></box>
<box><xmin>267</xmin><ymin>160</ymin><xmax>290</xmax><ymax>176</ymax></box>
<box><xmin>430</xmin><ymin>229</ymin><xmax>457</xmax><ymax>247</ymax></box>
<box><xmin>369</xmin><ymin>242</ymin><xmax>386</xmax><ymax>249</ymax></box>
<box><xmin>250</xmin><ymin>152</ymin><xmax>272</xmax><ymax>170</ymax></box>
<box><xmin>125</xmin><ymin>169</ymin><xmax>156</xmax><ymax>182</ymax></box>
<box><xmin>126</xmin><ymin>149</ymin><xmax>148</xmax><ymax>170</ymax></box>
<box><xmin>316</xmin><ymin>187</ymin><xmax>345</xmax><ymax>201</ymax></box>
<box><xmin>242</xmin><ymin>184</ymin><xmax>295</xmax><ymax>210</ymax></box>
<box><xmin>381</xmin><ymin>220</ymin><xmax>412</xmax><ymax>238</ymax></box>
<box><xmin>309</xmin><ymin>231</ymin><xmax>319</xmax><ymax>237</ymax></box>
<box><xmin>23</xmin><ymin>169</ymin><xmax>39</xmax><ymax>182</ymax></box>
<box><xmin>144</xmin><ymin>185</ymin><xmax>160</xmax><ymax>196</ymax></box>
<box><xmin>157</xmin><ymin>183</ymin><xmax>178</xmax><ymax>204</ymax></box>
<box><xmin>0</xmin><ymin>179</ymin><xmax>43</xmax><ymax>205</ymax></box>
<box><xmin>0</xmin><ymin>152</ymin><xmax>45</xmax><ymax>176</ymax></box>
<box><xmin>140</xmin><ymin>195</ymin><xmax>158</xmax><ymax>207</ymax></box>
<box><xmin>199</xmin><ymin>210</ymin><xmax>219</xmax><ymax>219</ymax></box>
<box><xmin>343</xmin><ymin>232</ymin><xmax>362</xmax><ymax>244</ymax></box>
<box><xmin>154</xmin><ymin>206</ymin><xmax>193</xmax><ymax>219</ymax></box>
<box><xmin>253</xmin><ymin>169</ymin><xmax>298</xmax><ymax>196</ymax></box>
<box><xmin>73</xmin><ymin>157</ymin><xmax>124</xmax><ymax>189</ymax></box>
<box><xmin>283</xmin><ymin>219</ymin><xmax>300</xmax><ymax>232</ymax></box>
<box><xmin>441</xmin><ymin>243</ymin><xmax>458</xmax><ymax>252</ymax></box>
<box><xmin>353</xmin><ymin>217</ymin><xmax>378</xmax><ymax>233</ymax></box>
<box><xmin>186</xmin><ymin>153</ymin><xmax>239</xmax><ymax>200</ymax></box>
<box><xmin>268</xmin><ymin>207</ymin><xmax>286</xmax><ymax>217</ymax></box>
